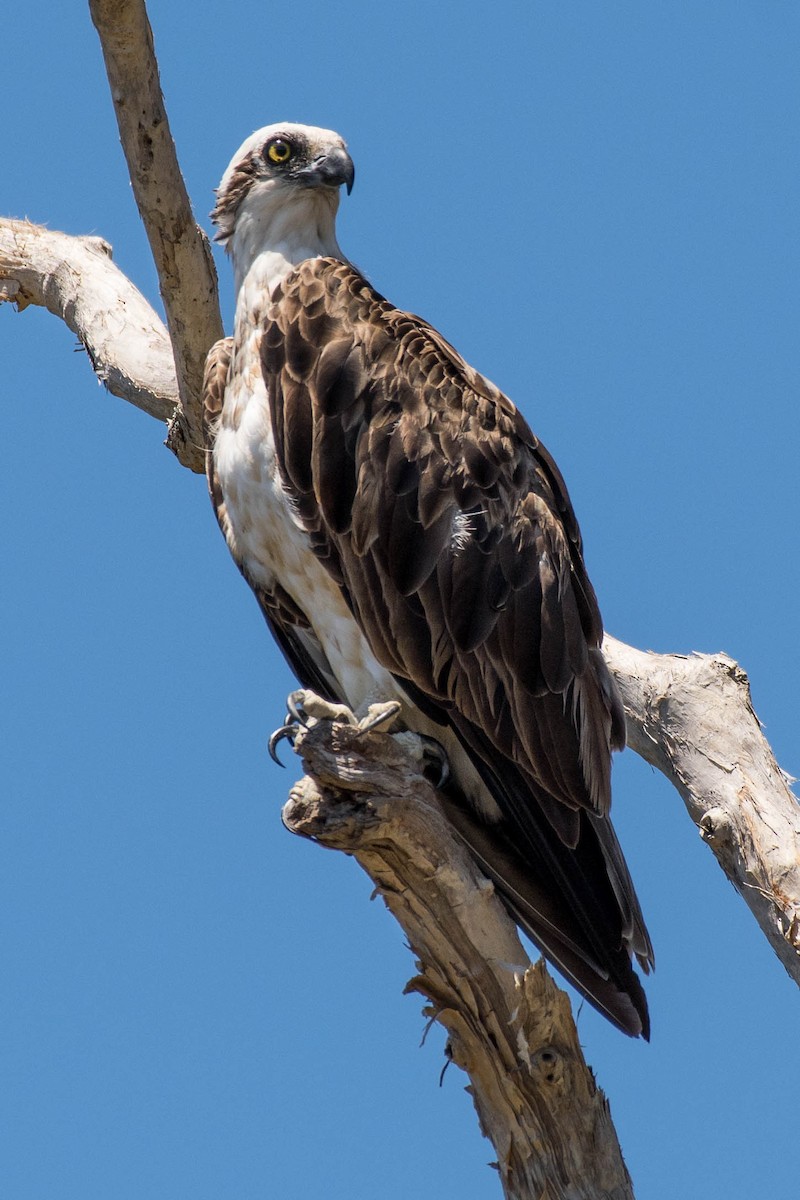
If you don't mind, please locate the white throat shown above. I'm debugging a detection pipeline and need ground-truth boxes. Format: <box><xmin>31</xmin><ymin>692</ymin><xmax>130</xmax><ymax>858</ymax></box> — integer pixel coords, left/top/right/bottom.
<box><xmin>228</xmin><ymin>183</ymin><xmax>345</xmax><ymax>298</ymax></box>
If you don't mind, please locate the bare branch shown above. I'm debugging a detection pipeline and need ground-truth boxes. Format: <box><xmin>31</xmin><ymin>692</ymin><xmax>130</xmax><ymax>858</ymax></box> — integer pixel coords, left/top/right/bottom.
<box><xmin>604</xmin><ymin>636</ymin><xmax>800</xmax><ymax>984</ymax></box>
<box><xmin>284</xmin><ymin>718</ymin><xmax>635</xmax><ymax>1200</ymax></box>
<box><xmin>0</xmin><ymin>217</ymin><xmax>177</xmax><ymax>421</ymax></box>
<box><xmin>89</xmin><ymin>0</ymin><xmax>223</xmax><ymax>472</ymax></box>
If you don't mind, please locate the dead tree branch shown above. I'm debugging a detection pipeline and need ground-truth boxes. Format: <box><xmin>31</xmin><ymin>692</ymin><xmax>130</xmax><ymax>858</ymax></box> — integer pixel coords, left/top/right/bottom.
<box><xmin>604</xmin><ymin>636</ymin><xmax>800</xmax><ymax>983</ymax></box>
<box><xmin>0</xmin><ymin>217</ymin><xmax>177</xmax><ymax>421</ymax></box>
<box><xmin>89</xmin><ymin>0</ymin><xmax>223</xmax><ymax>471</ymax></box>
<box><xmin>284</xmin><ymin>718</ymin><xmax>635</xmax><ymax>1200</ymax></box>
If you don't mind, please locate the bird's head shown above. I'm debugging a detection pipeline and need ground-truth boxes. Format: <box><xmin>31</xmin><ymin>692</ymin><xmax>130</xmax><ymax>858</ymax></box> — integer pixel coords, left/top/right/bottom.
<box><xmin>211</xmin><ymin>123</ymin><xmax>354</xmax><ymax>290</ymax></box>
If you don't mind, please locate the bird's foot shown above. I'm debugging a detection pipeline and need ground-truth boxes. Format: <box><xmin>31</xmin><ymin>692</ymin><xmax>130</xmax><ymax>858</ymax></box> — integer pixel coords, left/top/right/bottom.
<box><xmin>356</xmin><ymin>699</ymin><xmax>404</xmax><ymax>735</ymax></box>
<box><xmin>268</xmin><ymin>689</ymin><xmax>403</xmax><ymax>766</ymax></box>
<box><xmin>285</xmin><ymin>689</ymin><xmax>355</xmax><ymax>728</ymax></box>
<box><xmin>288</xmin><ymin>689</ymin><xmax>402</xmax><ymax>734</ymax></box>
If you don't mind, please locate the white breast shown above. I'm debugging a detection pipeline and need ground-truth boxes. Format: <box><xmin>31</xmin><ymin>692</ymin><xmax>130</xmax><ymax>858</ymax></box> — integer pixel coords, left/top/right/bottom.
<box><xmin>213</xmin><ymin>292</ymin><xmax>398</xmax><ymax>713</ymax></box>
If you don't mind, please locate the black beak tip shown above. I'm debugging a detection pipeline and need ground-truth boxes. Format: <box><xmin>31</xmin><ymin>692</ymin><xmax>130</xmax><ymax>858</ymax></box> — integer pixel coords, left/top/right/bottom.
<box><xmin>303</xmin><ymin>148</ymin><xmax>355</xmax><ymax>195</ymax></box>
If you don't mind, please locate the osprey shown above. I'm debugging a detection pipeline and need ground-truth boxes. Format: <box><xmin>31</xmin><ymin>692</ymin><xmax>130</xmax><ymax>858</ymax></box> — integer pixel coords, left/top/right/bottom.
<box><xmin>204</xmin><ymin>122</ymin><xmax>653</xmax><ymax>1037</ymax></box>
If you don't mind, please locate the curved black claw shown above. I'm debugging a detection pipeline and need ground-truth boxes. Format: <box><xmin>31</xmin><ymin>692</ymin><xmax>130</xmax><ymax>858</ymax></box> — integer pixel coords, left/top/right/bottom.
<box><xmin>268</xmin><ymin>723</ymin><xmax>300</xmax><ymax>767</ymax></box>
<box><xmin>286</xmin><ymin>690</ymin><xmax>310</xmax><ymax>728</ymax></box>
<box><xmin>419</xmin><ymin>735</ymin><xmax>451</xmax><ymax>790</ymax></box>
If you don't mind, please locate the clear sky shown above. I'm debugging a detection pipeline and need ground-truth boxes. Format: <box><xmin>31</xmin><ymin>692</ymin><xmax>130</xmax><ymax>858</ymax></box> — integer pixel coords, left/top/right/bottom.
<box><xmin>2</xmin><ymin>3</ymin><xmax>798</xmax><ymax>1197</ymax></box>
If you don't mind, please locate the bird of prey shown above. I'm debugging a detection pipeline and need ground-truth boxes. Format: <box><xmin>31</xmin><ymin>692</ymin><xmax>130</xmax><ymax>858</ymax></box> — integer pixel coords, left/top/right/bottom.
<box><xmin>204</xmin><ymin>122</ymin><xmax>653</xmax><ymax>1037</ymax></box>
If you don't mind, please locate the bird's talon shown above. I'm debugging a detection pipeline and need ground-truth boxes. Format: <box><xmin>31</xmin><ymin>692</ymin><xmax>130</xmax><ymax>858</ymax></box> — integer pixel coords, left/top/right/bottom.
<box><xmin>286</xmin><ymin>690</ymin><xmax>310</xmax><ymax>727</ymax></box>
<box><xmin>420</xmin><ymin>735</ymin><xmax>451</xmax><ymax>789</ymax></box>
<box><xmin>393</xmin><ymin>731</ymin><xmax>451</xmax><ymax>789</ymax></box>
<box><xmin>356</xmin><ymin>700</ymin><xmax>402</xmax><ymax>736</ymax></box>
<box><xmin>268</xmin><ymin>723</ymin><xmax>299</xmax><ymax>766</ymax></box>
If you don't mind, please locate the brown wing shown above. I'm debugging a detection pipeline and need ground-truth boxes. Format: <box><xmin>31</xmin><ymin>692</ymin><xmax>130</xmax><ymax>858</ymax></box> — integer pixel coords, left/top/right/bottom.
<box><xmin>261</xmin><ymin>260</ymin><xmax>653</xmax><ymax>1034</ymax></box>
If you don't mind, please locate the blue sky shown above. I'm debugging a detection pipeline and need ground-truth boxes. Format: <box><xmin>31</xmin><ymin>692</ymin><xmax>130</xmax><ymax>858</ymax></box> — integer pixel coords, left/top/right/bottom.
<box><xmin>2</xmin><ymin>3</ymin><xmax>798</xmax><ymax>1197</ymax></box>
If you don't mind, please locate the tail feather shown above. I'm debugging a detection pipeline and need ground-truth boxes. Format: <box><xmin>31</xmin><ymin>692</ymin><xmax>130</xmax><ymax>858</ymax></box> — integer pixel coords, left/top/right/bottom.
<box><xmin>393</xmin><ymin>674</ymin><xmax>652</xmax><ymax>1037</ymax></box>
<box><xmin>440</xmin><ymin>792</ymin><xmax>650</xmax><ymax>1038</ymax></box>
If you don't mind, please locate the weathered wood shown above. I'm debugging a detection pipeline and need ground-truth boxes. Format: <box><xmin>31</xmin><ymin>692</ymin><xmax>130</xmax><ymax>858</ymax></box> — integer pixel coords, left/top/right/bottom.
<box><xmin>0</xmin><ymin>217</ymin><xmax>177</xmax><ymax>421</ymax></box>
<box><xmin>284</xmin><ymin>718</ymin><xmax>635</xmax><ymax>1200</ymax></box>
<box><xmin>89</xmin><ymin>0</ymin><xmax>223</xmax><ymax>471</ymax></box>
<box><xmin>604</xmin><ymin>637</ymin><xmax>800</xmax><ymax>984</ymax></box>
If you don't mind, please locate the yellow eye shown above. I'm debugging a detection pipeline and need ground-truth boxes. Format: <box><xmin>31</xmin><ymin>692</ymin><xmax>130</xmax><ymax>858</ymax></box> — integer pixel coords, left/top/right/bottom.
<box><xmin>266</xmin><ymin>138</ymin><xmax>293</xmax><ymax>164</ymax></box>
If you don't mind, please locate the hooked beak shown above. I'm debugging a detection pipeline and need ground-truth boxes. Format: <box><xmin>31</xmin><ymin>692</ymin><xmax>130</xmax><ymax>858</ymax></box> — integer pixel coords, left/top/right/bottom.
<box><xmin>301</xmin><ymin>146</ymin><xmax>355</xmax><ymax>195</ymax></box>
